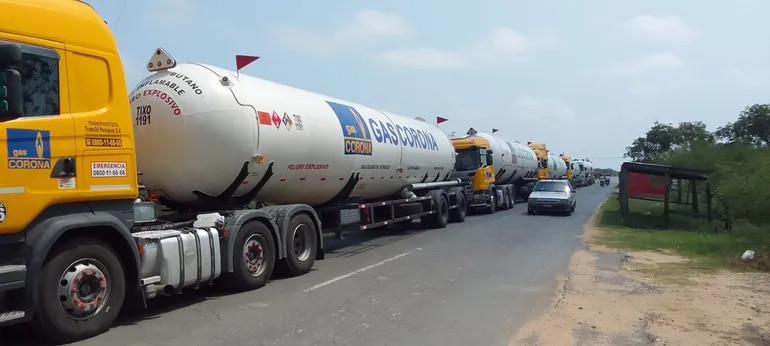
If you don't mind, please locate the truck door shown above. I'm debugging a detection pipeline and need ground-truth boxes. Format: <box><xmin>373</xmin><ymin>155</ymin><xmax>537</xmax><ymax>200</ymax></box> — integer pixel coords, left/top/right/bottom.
<box><xmin>0</xmin><ymin>40</ymin><xmax>76</xmax><ymax>234</ymax></box>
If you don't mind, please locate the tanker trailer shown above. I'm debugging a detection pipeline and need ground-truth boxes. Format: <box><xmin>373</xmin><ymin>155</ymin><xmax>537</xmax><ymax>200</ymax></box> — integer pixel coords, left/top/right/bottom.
<box><xmin>495</xmin><ymin>137</ymin><xmax>539</xmax><ymax>200</ymax></box>
<box><xmin>125</xmin><ymin>48</ymin><xmax>469</xmax><ymax>308</ymax></box>
<box><xmin>582</xmin><ymin>159</ymin><xmax>595</xmax><ymax>185</ymax></box>
<box><xmin>549</xmin><ymin>153</ymin><xmax>568</xmax><ymax>179</ymax></box>
<box><xmin>572</xmin><ymin>159</ymin><xmax>587</xmax><ymax>187</ymax></box>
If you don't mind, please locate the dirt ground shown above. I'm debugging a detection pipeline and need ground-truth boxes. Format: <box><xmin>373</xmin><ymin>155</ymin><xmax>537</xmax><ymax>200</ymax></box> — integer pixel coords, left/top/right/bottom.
<box><xmin>508</xmin><ymin>214</ymin><xmax>770</xmax><ymax>346</ymax></box>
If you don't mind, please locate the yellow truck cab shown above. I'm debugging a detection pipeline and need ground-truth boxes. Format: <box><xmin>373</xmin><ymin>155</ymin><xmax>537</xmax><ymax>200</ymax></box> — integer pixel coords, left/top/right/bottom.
<box><xmin>559</xmin><ymin>154</ymin><xmax>573</xmax><ymax>180</ymax></box>
<box><xmin>0</xmin><ymin>0</ymin><xmax>141</xmax><ymax>341</ymax></box>
<box><xmin>527</xmin><ymin>142</ymin><xmax>550</xmax><ymax>180</ymax></box>
<box><xmin>450</xmin><ymin>128</ymin><xmax>499</xmax><ymax>213</ymax></box>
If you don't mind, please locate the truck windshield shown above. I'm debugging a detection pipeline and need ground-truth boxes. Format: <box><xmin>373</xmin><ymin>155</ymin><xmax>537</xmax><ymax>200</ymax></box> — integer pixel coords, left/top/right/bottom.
<box><xmin>533</xmin><ymin>181</ymin><xmax>569</xmax><ymax>193</ymax></box>
<box><xmin>455</xmin><ymin>149</ymin><xmax>480</xmax><ymax>171</ymax></box>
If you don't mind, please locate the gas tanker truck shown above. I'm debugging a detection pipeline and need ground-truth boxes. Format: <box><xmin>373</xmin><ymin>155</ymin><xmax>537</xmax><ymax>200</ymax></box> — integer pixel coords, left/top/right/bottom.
<box><xmin>451</xmin><ymin>128</ymin><xmax>539</xmax><ymax>211</ymax></box>
<box><xmin>548</xmin><ymin>154</ymin><xmax>568</xmax><ymax>179</ymax></box>
<box><xmin>0</xmin><ymin>6</ymin><xmax>473</xmax><ymax>340</ymax></box>
<box><xmin>571</xmin><ymin>158</ymin><xmax>594</xmax><ymax>187</ymax></box>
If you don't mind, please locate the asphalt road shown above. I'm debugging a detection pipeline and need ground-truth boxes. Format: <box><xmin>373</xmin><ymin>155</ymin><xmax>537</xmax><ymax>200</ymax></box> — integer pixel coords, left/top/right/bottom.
<box><xmin>3</xmin><ymin>183</ymin><xmax>613</xmax><ymax>346</ymax></box>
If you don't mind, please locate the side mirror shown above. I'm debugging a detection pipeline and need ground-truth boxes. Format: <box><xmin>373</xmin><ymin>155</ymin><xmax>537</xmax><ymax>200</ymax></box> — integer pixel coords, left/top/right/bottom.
<box><xmin>133</xmin><ymin>201</ymin><xmax>159</xmax><ymax>223</ymax></box>
<box><xmin>0</xmin><ymin>43</ymin><xmax>23</xmax><ymax>121</ymax></box>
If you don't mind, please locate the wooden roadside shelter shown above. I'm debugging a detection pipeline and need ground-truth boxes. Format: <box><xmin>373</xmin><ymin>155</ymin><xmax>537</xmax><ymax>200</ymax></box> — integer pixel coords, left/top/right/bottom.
<box><xmin>618</xmin><ymin>162</ymin><xmax>712</xmax><ymax>228</ymax></box>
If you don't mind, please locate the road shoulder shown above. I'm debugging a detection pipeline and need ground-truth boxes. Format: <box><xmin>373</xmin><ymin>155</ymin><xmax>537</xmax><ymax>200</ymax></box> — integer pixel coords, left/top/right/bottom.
<box><xmin>508</xmin><ymin>203</ymin><xmax>770</xmax><ymax>346</ymax></box>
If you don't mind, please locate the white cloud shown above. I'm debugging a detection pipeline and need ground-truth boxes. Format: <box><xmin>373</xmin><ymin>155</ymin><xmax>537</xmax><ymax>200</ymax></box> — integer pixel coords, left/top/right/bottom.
<box><xmin>626</xmin><ymin>15</ymin><xmax>696</xmax><ymax>46</ymax></box>
<box><xmin>511</xmin><ymin>96</ymin><xmax>576</xmax><ymax>123</ymax></box>
<box><xmin>379</xmin><ymin>48</ymin><xmax>466</xmax><ymax>69</ymax></box>
<box><xmin>472</xmin><ymin>26</ymin><xmax>557</xmax><ymax>62</ymax></box>
<box><xmin>606</xmin><ymin>52</ymin><xmax>685</xmax><ymax>78</ymax></box>
<box><xmin>380</xmin><ymin>26</ymin><xmax>557</xmax><ymax>69</ymax></box>
<box><xmin>277</xmin><ymin>9</ymin><xmax>411</xmax><ymax>57</ymax></box>
<box><xmin>278</xmin><ymin>9</ymin><xmax>556</xmax><ymax>69</ymax></box>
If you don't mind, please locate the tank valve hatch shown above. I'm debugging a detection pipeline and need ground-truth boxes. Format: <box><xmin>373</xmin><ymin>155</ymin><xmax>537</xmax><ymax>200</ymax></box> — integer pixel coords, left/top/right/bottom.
<box><xmin>147</xmin><ymin>47</ymin><xmax>177</xmax><ymax>72</ymax></box>
<box><xmin>466</xmin><ymin>128</ymin><xmax>478</xmax><ymax>136</ymax></box>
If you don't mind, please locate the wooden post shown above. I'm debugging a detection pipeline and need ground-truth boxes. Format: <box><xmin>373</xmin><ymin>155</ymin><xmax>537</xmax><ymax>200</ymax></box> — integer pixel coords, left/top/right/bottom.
<box><xmin>663</xmin><ymin>172</ymin><xmax>672</xmax><ymax>228</ymax></box>
<box><xmin>691</xmin><ymin>180</ymin><xmax>699</xmax><ymax>213</ymax></box>
<box><xmin>705</xmin><ymin>181</ymin><xmax>712</xmax><ymax>222</ymax></box>
<box><xmin>619</xmin><ymin>168</ymin><xmax>629</xmax><ymax>224</ymax></box>
<box><xmin>677</xmin><ymin>178</ymin><xmax>682</xmax><ymax>203</ymax></box>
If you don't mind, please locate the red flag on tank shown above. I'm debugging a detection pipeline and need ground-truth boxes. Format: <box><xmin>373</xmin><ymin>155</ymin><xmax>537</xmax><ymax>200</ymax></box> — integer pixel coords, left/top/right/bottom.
<box><xmin>236</xmin><ymin>55</ymin><xmax>260</xmax><ymax>71</ymax></box>
<box><xmin>436</xmin><ymin>116</ymin><xmax>448</xmax><ymax>124</ymax></box>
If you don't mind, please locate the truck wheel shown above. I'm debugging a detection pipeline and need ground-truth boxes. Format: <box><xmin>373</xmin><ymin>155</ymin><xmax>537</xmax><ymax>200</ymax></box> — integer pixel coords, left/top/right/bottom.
<box><xmin>33</xmin><ymin>238</ymin><xmax>125</xmax><ymax>344</ymax></box>
<box><xmin>421</xmin><ymin>193</ymin><xmax>449</xmax><ymax>229</ymax></box>
<box><xmin>230</xmin><ymin>221</ymin><xmax>276</xmax><ymax>291</ymax></box>
<box><xmin>448</xmin><ymin>192</ymin><xmax>467</xmax><ymax>223</ymax></box>
<box><xmin>508</xmin><ymin>188</ymin><xmax>517</xmax><ymax>209</ymax></box>
<box><xmin>503</xmin><ymin>187</ymin><xmax>513</xmax><ymax>210</ymax></box>
<box><xmin>277</xmin><ymin>213</ymin><xmax>318</xmax><ymax>277</ymax></box>
<box><xmin>499</xmin><ymin>188</ymin><xmax>510</xmax><ymax>210</ymax></box>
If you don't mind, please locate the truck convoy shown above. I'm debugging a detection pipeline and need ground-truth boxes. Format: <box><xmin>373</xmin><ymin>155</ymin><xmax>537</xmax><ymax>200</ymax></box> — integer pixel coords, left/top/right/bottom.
<box><xmin>0</xmin><ymin>1</ymin><xmax>593</xmax><ymax>343</ymax></box>
<box><xmin>449</xmin><ymin>130</ymin><xmax>580</xmax><ymax>210</ymax></box>
<box><xmin>0</xmin><ymin>0</ymin><xmax>484</xmax><ymax>342</ymax></box>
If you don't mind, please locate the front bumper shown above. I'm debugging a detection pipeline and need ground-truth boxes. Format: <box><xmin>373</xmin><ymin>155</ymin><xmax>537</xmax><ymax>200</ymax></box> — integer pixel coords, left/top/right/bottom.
<box><xmin>468</xmin><ymin>191</ymin><xmax>491</xmax><ymax>208</ymax></box>
<box><xmin>528</xmin><ymin>199</ymin><xmax>571</xmax><ymax>212</ymax></box>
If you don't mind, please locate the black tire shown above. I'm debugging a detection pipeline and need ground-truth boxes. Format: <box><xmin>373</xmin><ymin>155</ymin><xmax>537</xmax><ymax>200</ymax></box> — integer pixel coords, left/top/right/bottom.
<box><xmin>527</xmin><ymin>207</ymin><xmax>534</xmax><ymax>215</ymax></box>
<box><xmin>508</xmin><ymin>187</ymin><xmax>516</xmax><ymax>209</ymax></box>
<box><xmin>449</xmin><ymin>192</ymin><xmax>467</xmax><ymax>223</ymax></box>
<box><xmin>228</xmin><ymin>221</ymin><xmax>276</xmax><ymax>291</ymax></box>
<box><xmin>32</xmin><ymin>238</ymin><xmax>126</xmax><ymax>344</ymax></box>
<box><xmin>435</xmin><ymin>194</ymin><xmax>450</xmax><ymax>228</ymax></box>
<box><xmin>277</xmin><ymin>213</ymin><xmax>318</xmax><ymax>277</ymax></box>
<box><xmin>500</xmin><ymin>188</ymin><xmax>511</xmax><ymax>210</ymax></box>
<box><xmin>422</xmin><ymin>193</ymin><xmax>449</xmax><ymax>229</ymax></box>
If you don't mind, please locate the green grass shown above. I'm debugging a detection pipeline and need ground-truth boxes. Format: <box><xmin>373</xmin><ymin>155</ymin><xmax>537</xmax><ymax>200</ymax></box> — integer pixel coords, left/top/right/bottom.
<box><xmin>593</xmin><ymin>195</ymin><xmax>770</xmax><ymax>271</ymax></box>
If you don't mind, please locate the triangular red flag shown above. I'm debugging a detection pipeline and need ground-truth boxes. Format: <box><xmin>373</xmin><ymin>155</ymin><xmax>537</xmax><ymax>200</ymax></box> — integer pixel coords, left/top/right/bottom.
<box><xmin>436</xmin><ymin>116</ymin><xmax>448</xmax><ymax>124</ymax></box>
<box><xmin>492</xmin><ymin>128</ymin><xmax>499</xmax><ymax>133</ymax></box>
<box><xmin>236</xmin><ymin>55</ymin><xmax>260</xmax><ymax>71</ymax></box>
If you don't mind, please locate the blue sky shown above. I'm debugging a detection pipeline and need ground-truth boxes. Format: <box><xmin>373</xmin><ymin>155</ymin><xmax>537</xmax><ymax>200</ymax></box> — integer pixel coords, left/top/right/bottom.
<box><xmin>87</xmin><ymin>0</ymin><xmax>770</xmax><ymax>170</ymax></box>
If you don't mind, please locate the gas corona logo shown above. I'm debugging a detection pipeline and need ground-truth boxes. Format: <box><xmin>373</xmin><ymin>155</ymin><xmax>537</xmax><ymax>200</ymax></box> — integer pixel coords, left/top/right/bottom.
<box><xmin>35</xmin><ymin>131</ymin><xmax>44</xmax><ymax>158</ymax></box>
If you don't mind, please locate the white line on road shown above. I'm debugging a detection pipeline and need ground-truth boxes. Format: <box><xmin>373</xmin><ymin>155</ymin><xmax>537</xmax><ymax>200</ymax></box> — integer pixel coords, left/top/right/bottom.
<box><xmin>304</xmin><ymin>251</ymin><xmax>412</xmax><ymax>292</ymax></box>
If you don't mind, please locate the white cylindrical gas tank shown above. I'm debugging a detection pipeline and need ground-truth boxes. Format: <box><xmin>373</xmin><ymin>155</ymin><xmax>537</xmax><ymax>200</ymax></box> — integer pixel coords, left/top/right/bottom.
<box><xmin>129</xmin><ymin>63</ymin><xmax>456</xmax><ymax>207</ymax></box>
<box><xmin>572</xmin><ymin>160</ymin><xmax>585</xmax><ymax>179</ymax></box>
<box><xmin>501</xmin><ymin>139</ymin><xmax>538</xmax><ymax>182</ymax></box>
<box><xmin>549</xmin><ymin>154</ymin><xmax>567</xmax><ymax>178</ymax></box>
<box><xmin>473</xmin><ymin>132</ymin><xmax>515</xmax><ymax>183</ymax></box>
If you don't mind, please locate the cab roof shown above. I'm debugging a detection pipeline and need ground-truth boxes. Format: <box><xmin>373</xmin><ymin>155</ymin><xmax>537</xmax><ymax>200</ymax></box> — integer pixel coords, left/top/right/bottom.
<box><xmin>451</xmin><ymin>136</ymin><xmax>491</xmax><ymax>149</ymax></box>
<box><xmin>1</xmin><ymin>0</ymin><xmax>117</xmax><ymax>52</ymax></box>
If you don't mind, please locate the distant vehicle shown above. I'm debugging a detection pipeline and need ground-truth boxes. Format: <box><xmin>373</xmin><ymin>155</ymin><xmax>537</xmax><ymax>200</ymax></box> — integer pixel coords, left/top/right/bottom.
<box><xmin>527</xmin><ymin>179</ymin><xmax>576</xmax><ymax>216</ymax></box>
<box><xmin>599</xmin><ymin>174</ymin><xmax>611</xmax><ymax>187</ymax></box>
